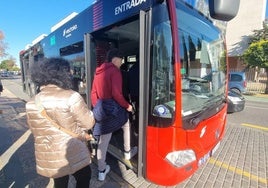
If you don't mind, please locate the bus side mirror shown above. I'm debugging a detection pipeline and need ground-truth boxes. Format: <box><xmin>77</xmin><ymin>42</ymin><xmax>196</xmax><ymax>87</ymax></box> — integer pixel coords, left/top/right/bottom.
<box><xmin>209</xmin><ymin>0</ymin><xmax>240</xmax><ymax>21</ymax></box>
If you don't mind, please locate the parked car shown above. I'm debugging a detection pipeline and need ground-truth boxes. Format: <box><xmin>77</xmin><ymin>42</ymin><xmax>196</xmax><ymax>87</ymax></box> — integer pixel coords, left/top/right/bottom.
<box><xmin>1</xmin><ymin>72</ymin><xmax>9</xmax><ymax>78</ymax></box>
<box><xmin>228</xmin><ymin>72</ymin><xmax>247</xmax><ymax>94</ymax></box>
<box><xmin>227</xmin><ymin>90</ymin><xmax>245</xmax><ymax>113</ymax></box>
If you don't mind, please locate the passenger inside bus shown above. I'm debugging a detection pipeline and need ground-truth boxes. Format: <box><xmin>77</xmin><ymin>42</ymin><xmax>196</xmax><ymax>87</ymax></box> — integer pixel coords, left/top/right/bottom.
<box><xmin>91</xmin><ymin>48</ymin><xmax>138</xmax><ymax>181</ymax></box>
<box><xmin>70</xmin><ymin>68</ymin><xmax>82</xmax><ymax>92</ymax></box>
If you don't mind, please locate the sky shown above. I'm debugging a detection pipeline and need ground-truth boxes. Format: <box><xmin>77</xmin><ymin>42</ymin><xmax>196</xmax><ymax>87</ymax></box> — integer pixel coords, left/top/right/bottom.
<box><xmin>0</xmin><ymin>0</ymin><xmax>268</xmax><ymax>67</ymax></box>
<box><xmin>0</xmin><ymin>0</ymin><xmax>95</xmax><ymax>66</ymax></box>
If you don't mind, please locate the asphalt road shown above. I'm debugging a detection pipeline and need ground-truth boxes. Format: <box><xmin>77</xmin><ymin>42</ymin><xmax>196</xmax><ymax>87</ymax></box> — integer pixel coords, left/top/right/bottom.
<box><xmin>227</xmin><ymin>99</ymin><xmax>268</xmax><ymax>127</ymax></box>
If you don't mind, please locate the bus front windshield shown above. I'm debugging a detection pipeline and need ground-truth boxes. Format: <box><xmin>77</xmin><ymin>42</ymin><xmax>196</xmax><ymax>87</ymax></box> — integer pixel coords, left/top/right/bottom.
<box><xmin>150</xmin><ymin>2</ymin><xmax>227</xmax><ymax>127</ymax></box>
<box><xmin>178</xmin><ymin>4</ymin><xmax>227</xmax><ymax>118</ymax></box>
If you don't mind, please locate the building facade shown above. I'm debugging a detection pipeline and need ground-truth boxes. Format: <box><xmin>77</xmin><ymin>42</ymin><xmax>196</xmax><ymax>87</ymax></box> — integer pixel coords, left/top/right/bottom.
<box><xmin>226</xmin><ymin>0</ymin><xmax>267</xmax><ymax>71</ymax></box>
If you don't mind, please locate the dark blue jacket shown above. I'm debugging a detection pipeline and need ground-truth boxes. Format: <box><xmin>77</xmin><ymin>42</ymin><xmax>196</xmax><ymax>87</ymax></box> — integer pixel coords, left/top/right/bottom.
<box><xmin>92</xmin><ymin>99</ymin><xmax>128</xmax><ymax>137</ymax></box>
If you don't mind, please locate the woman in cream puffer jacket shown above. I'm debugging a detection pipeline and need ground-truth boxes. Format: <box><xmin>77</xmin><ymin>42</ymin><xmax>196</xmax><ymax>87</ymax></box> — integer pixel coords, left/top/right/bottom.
<box><xmin>26</xmin><ymin>57</ymin><xmax>95</xmax><ymax>188</ymax></box>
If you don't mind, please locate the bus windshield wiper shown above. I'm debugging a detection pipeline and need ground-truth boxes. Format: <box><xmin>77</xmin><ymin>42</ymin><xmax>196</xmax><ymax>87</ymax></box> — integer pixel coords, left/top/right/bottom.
<box><xmin>188</xmin><ymin>76</ymin><xmax>210</xmax><ymax>83</ymax></box>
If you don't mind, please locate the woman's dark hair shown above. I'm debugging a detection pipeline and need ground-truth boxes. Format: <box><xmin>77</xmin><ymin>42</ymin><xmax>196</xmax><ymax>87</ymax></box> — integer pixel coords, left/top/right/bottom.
<box><xmin>30</xmin><ymin>57</ymin><xmax>73</xmax><ymax>89</ymax></box>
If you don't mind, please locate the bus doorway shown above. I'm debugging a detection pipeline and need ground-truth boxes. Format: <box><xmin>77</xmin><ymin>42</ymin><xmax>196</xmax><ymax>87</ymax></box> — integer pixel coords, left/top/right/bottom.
<box><xmin>84</xmin><ymin>12</ymin><xmax>150</xmax><ymax>177</ymax></box>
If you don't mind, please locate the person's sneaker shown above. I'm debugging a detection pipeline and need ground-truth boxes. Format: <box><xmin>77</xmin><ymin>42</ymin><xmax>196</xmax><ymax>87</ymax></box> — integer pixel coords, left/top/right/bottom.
<box><xmin>98</xmin><ymin>165</ymin><xmax>110</xmax><ymax>181</ymax></box>
<box><xmin>124</xmin><ymin>146</ymin><xmax>138</xmax><ymax>160</ymax></box>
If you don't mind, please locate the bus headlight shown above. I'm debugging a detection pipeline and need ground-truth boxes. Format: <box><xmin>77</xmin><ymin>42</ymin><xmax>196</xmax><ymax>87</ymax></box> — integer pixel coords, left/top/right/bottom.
<box><xmin>165</xmin><ymin>149</ymin><xmax>196</xmax><ymax>167</ymax></box>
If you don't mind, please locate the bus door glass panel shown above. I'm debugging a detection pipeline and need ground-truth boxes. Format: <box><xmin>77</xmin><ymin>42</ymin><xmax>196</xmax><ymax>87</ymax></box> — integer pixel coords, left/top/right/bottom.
<box><xmin>60</xmin><ymin>41</ymin><xmax>86</xmax><ymax>100</ymax></box>
<box><xmin>150</xmin><ymin>3</ymin><xmax>175</xmax><ymax>125</ymax></box>
<box><xmin>176</xmin><ymin>2</ymin><xmax>226</xmax><ymax>122</ymax></box>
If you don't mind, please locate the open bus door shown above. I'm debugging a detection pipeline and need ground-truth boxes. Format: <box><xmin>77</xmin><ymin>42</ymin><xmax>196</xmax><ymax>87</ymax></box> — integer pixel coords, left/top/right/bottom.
<box><xmin>137</xmin><ymin>10</ymin><xmax>150</xmax><ymax>178</ymax></box>
<box><xmin>84</xmin><ymin>33</ymin><xmax>96</xmax><ymax>108</ymax></box>
<box><xmin>84</xmin><ymin>10</ymin><xmax>151</xmax><ymax>178</ymax></box>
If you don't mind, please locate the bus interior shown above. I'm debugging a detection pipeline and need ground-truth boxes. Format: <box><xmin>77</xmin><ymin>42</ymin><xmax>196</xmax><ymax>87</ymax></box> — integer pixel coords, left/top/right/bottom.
<box><xmin>89</xmin><ymin>17</ymin><xmax>141</xmax><ymax>171</ymax></box>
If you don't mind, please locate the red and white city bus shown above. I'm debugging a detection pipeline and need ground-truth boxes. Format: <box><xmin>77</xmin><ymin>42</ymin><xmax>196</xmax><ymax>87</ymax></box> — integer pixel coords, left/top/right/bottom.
<box><xmin>20</xmin><ymin>0</ymin><xmax>239</xmax><ymax>186</ymax></box>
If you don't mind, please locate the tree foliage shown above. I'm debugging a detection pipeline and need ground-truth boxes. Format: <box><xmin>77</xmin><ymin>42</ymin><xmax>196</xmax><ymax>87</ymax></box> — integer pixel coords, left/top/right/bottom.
<box><xmin>248</xmin><ymin>22</ymin><xmax>268</xmax><ymax>44</ymax></box>
<box><xmin>0</xmin><ymin>30</ymin><xmax>8</xmax><ymax>58</ymax></box>
<box><xmin>242</xmin><ymin>40</ymin><xmax>268</xmax><ymax>69</ymax></box>
<box><xmin>243</xmin><ymin>21</ymin><xmax>268</xmax><ymax>69</ymax></box>
<box><xmin>244</xmin><ymin>22</ymin><xmax>268</xmax><ymax>93</ymax></box>
<box><xmin>0</xmin><ymin>30</ymin><xmax>19</xmax><ymax>71</ymax></box>
<box><xmin>0</xmin><ymin>58</ymin><xmax>17</xmax><ymax>71</ymax></box>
